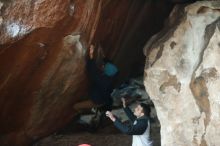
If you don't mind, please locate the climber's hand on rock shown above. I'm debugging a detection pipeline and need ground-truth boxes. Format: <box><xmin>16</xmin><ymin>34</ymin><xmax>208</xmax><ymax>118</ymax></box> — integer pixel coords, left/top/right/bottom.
<box><xmin>89</xmin><ymin>44</ymin><xmax>95</xmax><ymax>59</ymax></box>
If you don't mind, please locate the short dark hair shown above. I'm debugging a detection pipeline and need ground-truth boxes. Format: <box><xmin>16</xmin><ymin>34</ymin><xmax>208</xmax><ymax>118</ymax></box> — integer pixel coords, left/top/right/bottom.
<box><xmin>140</xmin><ymin>103</ymin><xmax>151</xmax><ymax>116</ymax></box>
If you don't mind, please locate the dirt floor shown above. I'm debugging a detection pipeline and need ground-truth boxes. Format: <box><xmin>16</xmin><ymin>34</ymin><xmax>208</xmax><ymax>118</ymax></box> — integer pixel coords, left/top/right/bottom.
<box><xmin>33</xmin><ymin>116</ymin><xmax>161</xmax><ymax>146</ymax></box>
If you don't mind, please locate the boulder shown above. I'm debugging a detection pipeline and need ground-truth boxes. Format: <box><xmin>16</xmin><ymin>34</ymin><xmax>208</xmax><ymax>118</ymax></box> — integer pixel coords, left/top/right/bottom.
<box><xmin>144</xmin><ymin>1</ymin><xmax>220</xmax><ymax>146</ymax></box>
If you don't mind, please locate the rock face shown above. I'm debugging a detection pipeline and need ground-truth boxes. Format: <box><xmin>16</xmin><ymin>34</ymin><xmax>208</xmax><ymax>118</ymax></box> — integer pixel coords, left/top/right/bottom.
<box><xmin>0</xmin><ymin>0</ymin><xmax>99</xmax><ymax>145</ymax></box>
<box><xmin>144</xmin><ymin>1</ymin><xmax>220</xmax><ymax>146</ymax></box>
<box><xmin>0</xmin><ymin>0</ymin><xmax>173</xmax><ymax>145</ymax></box>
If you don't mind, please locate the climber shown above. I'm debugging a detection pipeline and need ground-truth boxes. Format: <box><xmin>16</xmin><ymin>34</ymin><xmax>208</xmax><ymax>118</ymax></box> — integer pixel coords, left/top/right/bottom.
<box><xmin>106</xmin><ymin>97</ymin><xmax>153</xmax><ymax>146</ymax></box>
<box><xmin>73</xmin><ymin>43</ymin><xmax>118</xmax><ymax>115</ymax></box>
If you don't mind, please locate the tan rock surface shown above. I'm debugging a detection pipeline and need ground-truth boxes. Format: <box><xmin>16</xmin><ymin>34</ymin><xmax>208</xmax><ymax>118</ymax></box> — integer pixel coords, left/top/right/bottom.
<box><xmin>144</xmin><ymin>1</ymin><xmax>220</xmax><ymax>146</ymax></box>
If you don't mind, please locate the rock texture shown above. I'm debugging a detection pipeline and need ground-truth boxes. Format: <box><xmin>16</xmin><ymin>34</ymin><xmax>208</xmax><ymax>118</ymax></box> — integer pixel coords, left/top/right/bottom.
<box><xmin>0</xmin><ymin>0</ymin><xmax>100</xmax><ymax>145</ymax></box>
<box><xmin>144</xmin><ymin>1</ymin><xmax>220</xmax><ymax>146</ymax></box>
<box><xmin>0</xmin><ymin>0</ymin><xmax>173</xmax><ymax>145</ymax></box>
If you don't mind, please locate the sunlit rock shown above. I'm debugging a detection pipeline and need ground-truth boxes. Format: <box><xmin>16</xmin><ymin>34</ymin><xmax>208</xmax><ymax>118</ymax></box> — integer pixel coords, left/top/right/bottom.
<box><xmin>0</xmin><ymin>0</ymin><xmax>69</xmax><ymax>44</ymax></box>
